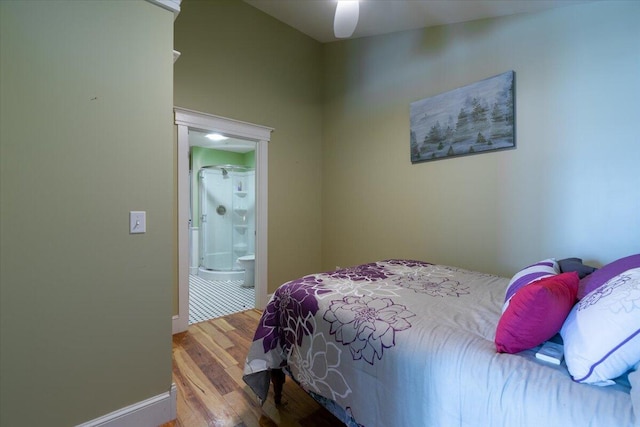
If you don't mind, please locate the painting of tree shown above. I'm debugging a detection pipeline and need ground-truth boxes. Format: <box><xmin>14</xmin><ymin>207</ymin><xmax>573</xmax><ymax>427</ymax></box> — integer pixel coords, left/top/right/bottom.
<box><xmin>410</xmin><ymin>71</ymin><xmax>515</xmax><ymax>163</ymax></box>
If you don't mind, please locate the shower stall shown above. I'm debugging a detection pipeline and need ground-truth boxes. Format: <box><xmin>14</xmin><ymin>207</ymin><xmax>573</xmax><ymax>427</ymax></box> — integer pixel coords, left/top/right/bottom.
<box><xmin>197</xmin><ymin>165</ymin><xmax>255</xmax><ymax>281</ymax></box>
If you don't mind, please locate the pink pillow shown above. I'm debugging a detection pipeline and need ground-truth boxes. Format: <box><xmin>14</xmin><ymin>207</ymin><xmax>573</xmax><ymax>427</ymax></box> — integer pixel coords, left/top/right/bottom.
<box><xmin>495</xmin><ymin>272</ymin><xmax>579</xmax><ymax>354</ymax></box>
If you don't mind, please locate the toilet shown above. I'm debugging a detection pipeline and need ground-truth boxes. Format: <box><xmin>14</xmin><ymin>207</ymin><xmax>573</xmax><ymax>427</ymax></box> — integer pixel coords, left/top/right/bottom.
<box><xmin>237</xmin><ymin>254</ymin><xmax>255</xmax><ymax>288</ymax></box>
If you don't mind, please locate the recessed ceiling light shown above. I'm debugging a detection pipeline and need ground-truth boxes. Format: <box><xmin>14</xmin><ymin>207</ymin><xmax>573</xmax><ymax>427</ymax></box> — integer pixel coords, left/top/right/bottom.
<box><xmin>205</xmin><ymin>133</ymin><xmax>228</xmax><ymax>141</ymax></box>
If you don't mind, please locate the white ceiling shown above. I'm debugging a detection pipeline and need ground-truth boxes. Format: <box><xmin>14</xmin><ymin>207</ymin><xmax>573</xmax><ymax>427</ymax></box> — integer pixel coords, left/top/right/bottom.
<box><xmin>243</xmin><ymin>0</ymin><xmax>596</xmax><ymax>43</ymax></box>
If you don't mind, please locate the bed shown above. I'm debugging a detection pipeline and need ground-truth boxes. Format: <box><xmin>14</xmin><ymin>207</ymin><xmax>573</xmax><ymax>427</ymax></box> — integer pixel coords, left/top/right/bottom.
<box><xmin>243</xmin><ymin>258</ymin><xmax>640</xmax><ymax>426</ymax></box>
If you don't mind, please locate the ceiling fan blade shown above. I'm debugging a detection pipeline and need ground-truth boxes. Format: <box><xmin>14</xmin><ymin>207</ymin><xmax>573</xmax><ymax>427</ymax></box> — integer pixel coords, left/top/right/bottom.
<box><xmin>334</xmin><ymin>1</ymin><xmax>359</xmax><ymax>38</ymax></box>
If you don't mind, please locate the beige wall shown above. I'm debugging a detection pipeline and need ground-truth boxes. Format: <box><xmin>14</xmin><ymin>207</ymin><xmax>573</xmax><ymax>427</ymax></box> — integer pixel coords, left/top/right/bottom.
<box><xmin>175</xmin><ymin>0</ymin><xmax>639</xmax><ymax>296</ymax></box>
<box><xmin>174</xmin><ymin>0</ymin><xmax>324</xmax><ymax>292</ymax></box>
<box><xmin>0</xmin><ymin>1</ymin><xmax>174</xmax><ymax>425</ymax></box>
<box><xmin>321</xmin><ymin>1</ymin><xmax>640</xmax><ymax>276</ymax></box>
<box><xmin>1</xmin><ymin>2</ymin><xmax>637</xmax><ymax>424</ymax></box>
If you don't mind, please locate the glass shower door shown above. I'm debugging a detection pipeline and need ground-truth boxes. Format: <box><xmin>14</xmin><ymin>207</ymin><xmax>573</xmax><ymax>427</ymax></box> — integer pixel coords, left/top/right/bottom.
<box><xmin>199</xmin><ymin>169</ymin><xmax>233</xmax><ymax>270</ymax></box>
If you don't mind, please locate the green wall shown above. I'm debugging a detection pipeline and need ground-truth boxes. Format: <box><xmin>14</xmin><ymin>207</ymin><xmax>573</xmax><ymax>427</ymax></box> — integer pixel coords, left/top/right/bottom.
<box><xmin>174</xmin><ymin>0</ymin><xmax>324</xmax><ymax>292</ymax></box>
<box><xmin>0</xmin><ymin>1</ymin><xmax>174</xmax><ymax>425</ymax></box>
<box><xmin>1</xmin><ymin>2</ymin><xmax>636</xmax><ymax>424</ymax></box>
<box><xmin>175</xmin><ymin>0</ymin><xmax>639</xmax><ymax>298</ymax></box>
<box><xmin>321</xmin><ymin>1</ymin><xmax>640</xmax><ymax>276</ymax></box>
<box><xmin>193</xmin><ymin>145</ymin><xmax>255</xmax><ymax>169</ymax></box>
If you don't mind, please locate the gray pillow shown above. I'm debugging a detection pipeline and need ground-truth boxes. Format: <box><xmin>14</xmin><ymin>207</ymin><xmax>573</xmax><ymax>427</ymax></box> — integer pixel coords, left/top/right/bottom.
<box><xmin>558</xmin><ymin>257</ymin><xmax>597</xmax><ymax>279</ymax></box>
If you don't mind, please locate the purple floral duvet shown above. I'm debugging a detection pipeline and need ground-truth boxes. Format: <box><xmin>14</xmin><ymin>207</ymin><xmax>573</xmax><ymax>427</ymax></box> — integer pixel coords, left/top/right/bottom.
<box><xmin>243</xmin><ymin>260</ymin><xmax>635</xmax><ymax>427</ymax></box>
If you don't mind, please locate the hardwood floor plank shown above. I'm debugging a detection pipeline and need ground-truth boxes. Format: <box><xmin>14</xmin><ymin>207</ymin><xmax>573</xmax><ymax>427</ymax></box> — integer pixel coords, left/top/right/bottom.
<box><xmin>181</xmin><ymin>331</ymin><xmax>239</xmax><ymax>396</ymax></box>
<box><xmin>245</xmin><ymin>309</ymin><xmax>263</xmax><ymax>321</ymax></box>
<box><xmin>191</xmin><ymin>326</ymin><xmax>238</xmax><ymax>369</ymax></box>
<box><xmin>196</xmin><ymin>321</ymin><xmax>235</xmax><ymax>349</ymax></box>
<box><xmin>171</xmin><ymin>310</ymin><xmax>344</xmax><ymax>427</ymax></box>
<box><xmin>224</xmin><ymin>364</ymin><xmax>251</xmax><ymax>390</ymax></box>
<box><xmin>212</xmin><ymin>317</ymin><xmax>235</xmax><ymax>333</ymax></box>
<box><xmin>224</xmin><ymin>329</ymin><xmax>253</xmax><ymax>364</ymax></box>
<box><xmin>174</xmin><ymin>347</ymin><xmax>241</xmax><ymax>425</ymax></box>
<box><xmin>223</xmin><ymin>389</ymin><xmax>264</xmax><ymax>427</ymax></box>
<box><xmin>172</xmin><ymin>352</ymin><xmax>219</xmax><ymax>426</ymax></box>
<box><xmin>224</xmin><ymin>310</ymin><xmax>264</xmax><ymax>337</ymax></box>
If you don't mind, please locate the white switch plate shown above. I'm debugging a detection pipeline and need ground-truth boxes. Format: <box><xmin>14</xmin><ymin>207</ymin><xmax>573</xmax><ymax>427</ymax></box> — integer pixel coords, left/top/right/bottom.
<box><xmin>130</xmin><ymin>211</ymin><xmax>146</xmax><ymax>234</ymax></box>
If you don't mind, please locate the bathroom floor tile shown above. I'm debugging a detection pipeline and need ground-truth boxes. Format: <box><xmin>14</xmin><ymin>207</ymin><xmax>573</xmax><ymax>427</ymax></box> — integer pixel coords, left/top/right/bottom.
<box><xmin>189</xmin><ymin>274</ymin><xmax>255</xmax><ymax>324</ymax></box>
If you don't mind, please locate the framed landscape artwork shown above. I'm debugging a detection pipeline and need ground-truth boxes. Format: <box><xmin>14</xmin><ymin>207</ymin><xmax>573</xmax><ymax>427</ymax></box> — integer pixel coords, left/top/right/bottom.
<box><xmin>410</xmin><ymin>71</ymin><xmax>515</xmax><ymax>163</ymax></box>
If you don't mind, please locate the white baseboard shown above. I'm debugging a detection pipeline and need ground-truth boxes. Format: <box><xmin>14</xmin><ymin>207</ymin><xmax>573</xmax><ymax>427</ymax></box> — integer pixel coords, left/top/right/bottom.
<box><xmin>172</xmin><ymin>314</ymin><xmax>188</xmax><ymax>334</ymax></box>
<box><xmin>77</xmin><ymin>383</ymin><xmax>177</xmax><ymax>427</ymax></box>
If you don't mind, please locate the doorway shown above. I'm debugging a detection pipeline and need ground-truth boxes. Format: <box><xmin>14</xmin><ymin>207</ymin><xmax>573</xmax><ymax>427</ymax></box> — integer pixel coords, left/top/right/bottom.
<box><xmin>173</xmin><ymin>107</ymin><xmax>272</xmax><ymax>333</ymax></box>
<box><xmin>189</xmin><ymin>134</ymin><xmax>256</xmax><ymax>323</ymax></box>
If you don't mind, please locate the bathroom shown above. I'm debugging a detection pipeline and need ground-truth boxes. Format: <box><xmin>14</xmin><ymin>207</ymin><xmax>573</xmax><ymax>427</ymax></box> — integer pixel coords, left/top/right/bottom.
<box><xmin>188</xmin><ymin>130</ymin><xmax>256</xmax><ymax>323</ymax></box>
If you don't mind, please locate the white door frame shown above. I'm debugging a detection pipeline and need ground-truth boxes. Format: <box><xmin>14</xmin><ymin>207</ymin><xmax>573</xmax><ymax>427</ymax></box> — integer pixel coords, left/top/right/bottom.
<box><xmin>173</xmin><ymin>107</ymin><xmax>272</xmax><ymax>334</ymax></box>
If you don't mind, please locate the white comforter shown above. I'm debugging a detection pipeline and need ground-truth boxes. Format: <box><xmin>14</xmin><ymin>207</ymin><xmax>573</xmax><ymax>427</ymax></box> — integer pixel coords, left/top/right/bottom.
<box><xmin>243</xmin><ymin>260</ymin><xmax>636</xmax><ymax>426</ymax></box>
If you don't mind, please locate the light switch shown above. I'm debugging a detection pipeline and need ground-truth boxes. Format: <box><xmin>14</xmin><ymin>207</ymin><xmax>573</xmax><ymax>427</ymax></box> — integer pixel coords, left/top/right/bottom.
<box><xmin>130</xmin><ymin>211</ymin><xmax>146</xmax><ymax>234</ymax></box>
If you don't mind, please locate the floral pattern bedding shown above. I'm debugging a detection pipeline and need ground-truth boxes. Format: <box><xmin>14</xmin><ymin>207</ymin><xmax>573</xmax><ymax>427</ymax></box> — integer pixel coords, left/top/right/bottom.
<box><xmin>243</xmin><ymin>260</ymin><xmax>636</xmax><ymax>427</ymax></box>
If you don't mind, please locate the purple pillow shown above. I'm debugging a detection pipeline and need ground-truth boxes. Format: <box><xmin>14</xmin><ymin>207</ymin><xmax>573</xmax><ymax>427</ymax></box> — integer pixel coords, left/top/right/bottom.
<box><xmin>577</xmin><ymin>254</ymin><xmax>640</xmax><ymax>299</ymax></box>
<box><xmin>503</xmin><ymin>259</ymin><xmax>559</xmax><ymax>311</ymax></box>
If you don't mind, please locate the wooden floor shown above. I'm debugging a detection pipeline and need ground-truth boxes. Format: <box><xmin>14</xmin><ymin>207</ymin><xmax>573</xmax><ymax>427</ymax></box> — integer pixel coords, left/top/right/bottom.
<box><xmin>162</xmin><ymin>309</ymin><xmax>343</xmax><ymax>427</ymax></box>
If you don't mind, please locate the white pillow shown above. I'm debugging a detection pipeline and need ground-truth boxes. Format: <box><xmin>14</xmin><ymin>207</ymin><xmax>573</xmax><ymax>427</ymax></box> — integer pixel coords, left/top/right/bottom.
<box><xmin>561</xmin><ymin>267</ymin><xmax>640</xmax><ymax>385</ymax></box>
<box><xmin>503</xmin><ymin>258</ymin><xmax>559</xmax><ymax>312</ymax></box>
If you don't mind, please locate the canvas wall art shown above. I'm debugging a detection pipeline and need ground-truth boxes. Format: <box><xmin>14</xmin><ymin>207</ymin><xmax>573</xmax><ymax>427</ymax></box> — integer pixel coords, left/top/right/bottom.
<box><xmin>410</xmin><ymin>71</ymin><xmax>515</xmax><ymax>163</ymax></box>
